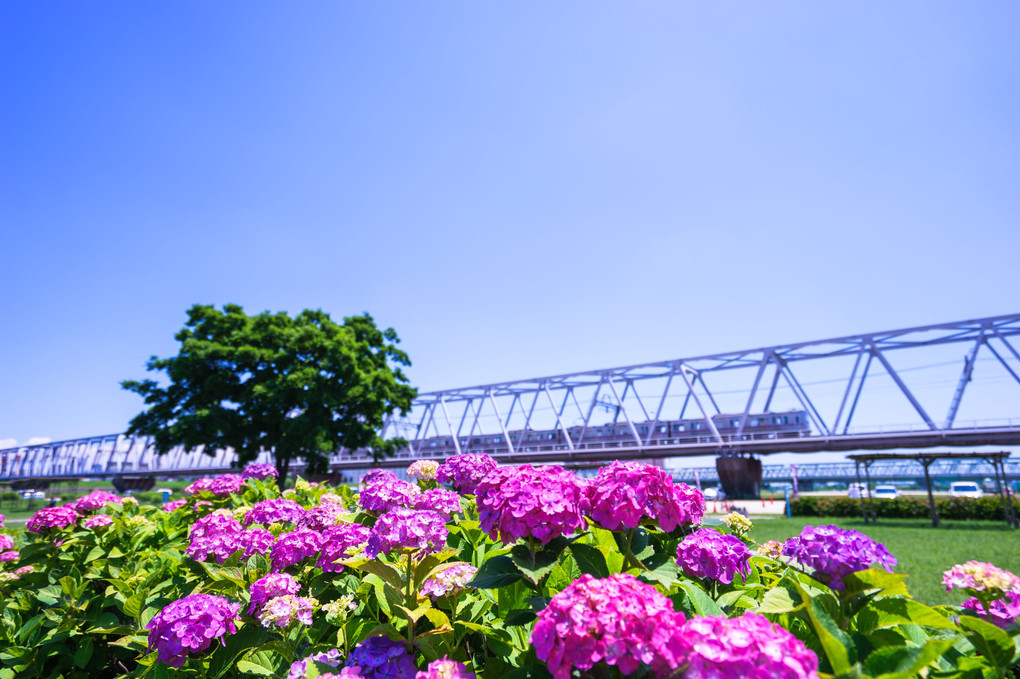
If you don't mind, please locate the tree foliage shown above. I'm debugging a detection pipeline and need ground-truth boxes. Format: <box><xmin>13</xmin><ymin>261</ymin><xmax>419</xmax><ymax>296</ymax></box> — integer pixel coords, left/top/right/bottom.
<box><xmin>122</xmin><ymin>304</ymin><xmax>417</xmax><ymax>478</ymax></box>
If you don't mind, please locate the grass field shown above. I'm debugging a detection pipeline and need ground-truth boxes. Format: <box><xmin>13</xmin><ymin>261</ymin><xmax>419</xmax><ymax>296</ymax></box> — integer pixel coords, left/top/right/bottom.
<box><xmin>748</xmin><ymin>515</ymin><xmax>1020</xmax><ymax>606</ymax></box>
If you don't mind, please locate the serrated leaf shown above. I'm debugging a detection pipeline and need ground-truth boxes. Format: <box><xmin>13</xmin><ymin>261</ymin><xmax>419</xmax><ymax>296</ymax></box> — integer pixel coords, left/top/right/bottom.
<box><xmin>957</xmin><ymin>614</ymin><xmax>1016</xmax><ymax>670</ymax></box>
<box><xmin>73</xmin><ymin>637</ymin><xmax>94</xmax><ymax>668</ymax></box>
<box><xmin>569</xmin><ymin>543</ymin><xmax>609</xmax><ymax>579</ymax></box>
<box><xmin>856</xmin><ymin>597</ymin><xmax>957</xmax><ymax>633</ymax></box>
<box><xmin>469</xmin><ymin>555</ymin><xmax>523</xmax><ymax>589</ymax></box>
<box><xmin>676</xmin><ymin>581</ymin><xmax>723</xmax><ymax>616</ymax></box>
<box><xmin>510</xmin><ymin>545</ymin><xmax>559</xmax><ymax>586</ymax></box>
<box><xmin>504</xmin><ymin>609</ymin><xmax>537</xmax><ymax>626</ymax></box>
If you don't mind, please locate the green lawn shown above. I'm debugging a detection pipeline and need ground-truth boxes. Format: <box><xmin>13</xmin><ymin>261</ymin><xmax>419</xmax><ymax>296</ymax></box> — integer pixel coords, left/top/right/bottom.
<box><xmin>748</xmin><ymin>516</ymin><xmax>1020</xmax><ymax>606</ymax></box>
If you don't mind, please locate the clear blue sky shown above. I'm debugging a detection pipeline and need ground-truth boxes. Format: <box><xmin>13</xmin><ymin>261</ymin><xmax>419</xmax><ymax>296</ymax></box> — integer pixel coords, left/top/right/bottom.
<box><xmin>2</xmin><ymin>2</ymin><xmax>1018</xmax><ymax>455</ymax></box>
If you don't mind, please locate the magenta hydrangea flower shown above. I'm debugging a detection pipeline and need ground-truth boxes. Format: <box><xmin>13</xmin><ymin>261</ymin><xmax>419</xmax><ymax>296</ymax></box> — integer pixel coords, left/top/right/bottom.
<box><xmin>287</xmin><ymin>650</ymin><xmax>343</xmax><ymax>679</ymax></box>
<box><xmin>943</xmin><ymin>561</ymin><xmax>1020</xmax><ymax>595</ymax></box>
<box><xmin>245</xmin><ymin>499</ymin><xmax>307</xmax><ymax>527</ymax></box>
<box><xmin>476</xmin><ymin>465</ymin><xmax>590</xmax><ymax>545</ymax></box>
<box><xmin>962</xmin><ymin>592</ymin><xmax>1020</xmax><ymax>629</ymax></box>
<box><xmin>0</xmin><ymin>535</ymin><xmax>15</xmax><ymax>551</ymax></box>
<box><xmin>783</xmin><ymin>525</ymin><xmax>897</xmax><ymax>590</ymax></box>
<box><xmin>343</xmin><ymin>636</ymin><xmax>417</xmax><ymax>679</ymax></box>
<box><xmin>317</xmin><ymin>523</ymin><xmax>372</xmax><ymax>573</ymax></box>
<box><xmin>675</xmin><ymin>483</ymin><xmax>705</xmax><ymax>526</ymax></box>
<box><xmin>361</xmin><ymin>468</ymin><xmax>397</xmax><ymax>486</ymax></box>
<box><xmin>26</xmin><ymin>505</ymin><xmax>80</xmax><ymax>533</ymax></box>
<box><xmin>83</xmin><ymin>514</ymin><xmax>114</xmax><ymax>530</ymax></box>
<box><xmin>436</xmin><ymin>454</ymin><xmax>498</xmax><ymax>495</ymax></box>
<box><xmin>411</xmin><ymin>489</ymin><xmax>462</xmax><ymax>518</ymax></box>
<box><xmin>248</xmin><ymin>572</ymin><xmax>301</xmax><ymax>614</ymax></box>
<box><xmin>415</xmin><ymin>658</ymin><xmax>476</xmax><ymax>679</ymax></box>
<box><xmin>0</xmin><ymin>551</ymin><xmax>18</xmax><ymax>563</ymax></box>
<box><xmin>532</xmin><ymin>573</ymin><xmax>687</xmax><ymax>679</ymax></box>
<box><xmin>259</xmin><ymin>595</ymin><xmax>317</xmax><ymax>628</ymax></box>
<box><xmin>209</xmin><ymin>474</ymin><xmax>246</xmax><ymax>496</ymax></box>
<box><xmin>163</xmin><ymin>499</ymin><xmax>187</xmax><ymax>512</ymax></box>
<box><xmin>186</xmin><ymin>512</ymin><xmax>243</xmax><ymax>564</ymax></box>
<box><xmin>298</xmin><ymin>501</ymin><xmax>346</xmax><ymax>531</ymax></box>
<box><xmin>146</xmin><ymin>594</ymin><xmax>241</xmax><ymax>668</ymax></box>
<box><xmin>238</xmin><ymin>528</ymin><xmax>276</xmax><ymax>559</ymax></box>
<box><xmin>185</xmin><ymin>478</ymin><xmax>215</xmax><ymax>494</ymax></box>
<box><xmin>420</xmin><ymin>563</ymin><xmax>477</xmax><ymax>600</ymax></box>
<box><xmin>679</xmin><ymin>612</ymin><xmax>819</xmax><ymax>678</ymax></box>
<box><xmin>0</xmin><ymin>514</ymin><xmax>4</xmax><ymax>527</ymax></box>
<box><xmin>271</xmin><ymin>530</ymin><xmax>325</xmax><ymax>571</ymax></box>
<box><xmin>72</xmin><ymin>491</ymin><xmax>123</xmax><ymax>513</ymax></box>
<box><xmin>365</xmin><ymin>508</ymin><xmax>448</xmax><ymax>558</ymax></box>
<box><xmin>359</xmin><ymin>476</ymin><xmax>419</xmax><ymax>513</ymax></box>
<box><xmin>242</xmin><ymin>463</ymin><xmax>279</xmax><ymax>481</ymax></box>
<box><xmin>587</xmin><ymin>461</ymin><xmax>699</xmax><ymax>532</ymax></box>
<box><xmin>676</xmin><ymin>527</ymin><xmax>752</xmax><ymax>585</ymax></box>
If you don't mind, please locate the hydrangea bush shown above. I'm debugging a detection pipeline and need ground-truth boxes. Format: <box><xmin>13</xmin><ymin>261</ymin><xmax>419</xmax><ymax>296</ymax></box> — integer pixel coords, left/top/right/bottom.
<box><xmin>0</xmin><ymin>459</ymin><xmax>1016</xmax><ymax>679</ymax></box>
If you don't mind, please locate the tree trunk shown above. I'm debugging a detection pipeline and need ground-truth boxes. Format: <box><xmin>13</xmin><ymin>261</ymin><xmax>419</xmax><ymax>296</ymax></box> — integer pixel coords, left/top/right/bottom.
<box><xmin>276</xmin><ymin>456</ymin><xmax>291</xmax><ymax>491</ymax></box>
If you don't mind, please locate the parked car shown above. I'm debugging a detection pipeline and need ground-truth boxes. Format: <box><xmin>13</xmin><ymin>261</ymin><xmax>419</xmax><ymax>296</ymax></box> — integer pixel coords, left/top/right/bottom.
<box><xmin>872</xmin><ymin>485</ymin><xmax>901</xmax><ymax>500</ymax></box>
<box><xmin>702</xmin><ymin>486</ymin><xmax>721</xmax><ymax>500</ymax></box>
<box><xmin>948</xmin><ymin>481</ymin><xmax>983</xmax><ymax>499</ymax></box>
<box><xmin>19</xmin><ymin>490</ymin><xmax>45</xmax><ymax>500</ymax></box>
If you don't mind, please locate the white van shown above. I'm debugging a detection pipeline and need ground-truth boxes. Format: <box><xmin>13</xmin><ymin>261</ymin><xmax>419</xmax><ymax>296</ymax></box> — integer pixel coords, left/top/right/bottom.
<box><xmin>948</xmin><ymin>482</ymin><xmax>982</xmax><ymax>499</ymax></box>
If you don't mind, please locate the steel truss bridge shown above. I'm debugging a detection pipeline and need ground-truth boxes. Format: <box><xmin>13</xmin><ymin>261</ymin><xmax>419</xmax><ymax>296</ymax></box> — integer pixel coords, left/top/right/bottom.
<box><xmin>2</xmin><ymin>312</ymin><xmax>1020</xmax><ymax>483</ymax></box>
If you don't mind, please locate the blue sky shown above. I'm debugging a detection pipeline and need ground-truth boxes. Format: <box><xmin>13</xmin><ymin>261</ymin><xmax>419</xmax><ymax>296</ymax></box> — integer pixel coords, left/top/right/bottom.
<box><xmin>2</xmin><ymin>2</ymin><xmax>1018</xmax><ymax>460</ymax></box>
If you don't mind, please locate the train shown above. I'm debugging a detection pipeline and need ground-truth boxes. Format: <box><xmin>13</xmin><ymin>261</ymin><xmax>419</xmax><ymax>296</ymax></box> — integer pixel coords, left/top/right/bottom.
<box><xmin>415</xmin><ymin>409</ymin><xmax>810</xmax><ymax>455</ymax></box>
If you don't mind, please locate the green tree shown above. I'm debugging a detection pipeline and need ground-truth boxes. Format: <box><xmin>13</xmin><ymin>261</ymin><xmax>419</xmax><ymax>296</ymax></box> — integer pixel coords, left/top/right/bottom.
<box><xmin>122</xmin><ymin>304</ymin><xmax>417</xmax><ymax>482</ymax></box>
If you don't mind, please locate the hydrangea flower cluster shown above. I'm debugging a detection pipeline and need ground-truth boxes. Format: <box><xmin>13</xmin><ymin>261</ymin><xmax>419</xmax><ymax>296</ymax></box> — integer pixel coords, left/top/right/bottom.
<box><xmin>675</xmin><ymin>483</ymin><xmax>705</xmax><ymax>526</ymax></box>
<box><xmin>287</xmin><ymin>649</ymin><xmax>344</xmax><ymax>679</ymax></box>
<box><xmin>322</xmin><ymin>596</ymin><xmax>359</xmax><ymax>625</ymax></box>
<box><xmin>360</xmin><ymin>476</ymin><xmax>419</xmax><ymax>513</ymax></box>
<box><xmin>342</xmin><ymin>635</ymin><xmax>417</xmax><ymax>679</ymax></box>
<box><xmin>0</xmin><ymin>535</ymin><xmax>15</xmax><ymax>551</ymax></box>
<box><xmin>365</xmin><ymin>508</ymin><xmax>448</xmax><ymax>558</ymax></box>
<box><xmin>0</xmin><ymin>551</ymin><xmax>18</xmax><ymax>563</ymax></box>
<box><xmin>248</xmin><ymin>572</ymin><xmax>301</xmax><ymax>614</ymax></box>
<box><xmin>186</xmin><ymin>511</ymin><xmax>244</xmax><ymax>564</ymax></box>
<box><xmin>532</xmin><ymin>573</ymin><xmax>687</xmax><ymax>679</ymax></box>
<box><xmin>943</xmin><ymin>561</ymin><xmax>1020</xmax><ymax>594</ymax></box>
<box><xmin>421</xmin><ymin>563</ymin><xmax>478</xmax><ymax>599</ymax></box>
<box><xmin>238</xmin><ymin>528</ymin><xmax>276</xmax><ymax>559</ymax></box>
<box><xmin>721</xmin><ymin>511</ymin><xmax>753</xmax><ymax>536</ymax></box>
<box><xmin>407</xmin><ymin>460</ymin><xmax>439</xmax><ymax>481</ymax></box>
<box><xmin>415</xmin><ymin>658</ymin><xmax>476</xmax><ymax>679</ymax></box>
<box><xmin>678</xmin><ymin>612</ymin><xmax>820</xmax><ymax>678</ymax></box>
<box><xmin>185</xmin><ymin>478</ymin><xmax>215</xmax><ymax>494</ymax></box>
<box><xmin>83</xmin><ymin>514</ymin><xmax>114</xmax><ymax>529</ymax></box>
<box><xmin>436</xmin><ymin>453</ymin><xmax>497</xmax><ymax>495</ymax></box>
<box><xmin>242</xmin><ymin>463</ymin><xmax>279</xmax><ymax>481</ymax></box>
<box><xmin>962</xmin><ymin>593</ymin><xmax>1020</xmax><ymax>629</ymax></box>
<box><xmin>259</xmin><ymin>595</ymin><xmax>317</xmax><ymax>628</ymax></box>
<box><xmin>676</xmin><ymin>528</ymin><xmax>752</xmax><ymax>584</ymax></box>
<box><xmin>476</xmin><ymin>465</ymin><xmax>590</xmax><ymax>545</ymax></box>
<box><xmin>783</xmin><ymin>525</ymin><xmax>897</xmax><ymax>590</ymax></box>
<box><xmin>72</xmin><ymin>490</ymin><xmax>123</xmax><ymax>513</ymax></box>
<box><xmin>163</xmin><ymin>499</ymin><xmax>187</xmax><ymax>512</ymax></box>
<box><xmin>245</xmin><ymin>499</ymin><xmax>307</xmax><ymax>527</ymax></box>
<box><xmin>318</xmin><ymin>523</ymin><xmax>372</xmax><ymax>572</ymax></box>
<box><xmin>209</xmin><ymin>474</ymin><xmax>246</xmax><ymax>496</ymax></box>
<box><xmin>271</xmin><ymin>530</ymin><xmax>325</xmax><ymax>571</ymax></box>
<box><xmin>756</xmin><ymin>540</ymin><xmax>784</xmax><ymax>559</ymax></box>
<box><xmin>412</xmin><ymin>489</ymin><xmax>462</xmax><ymax>517</ymax></box>
<box><xmin>361</xmin><ymin>468</ymin><xmax>397</xmax><ymax>488</ymax></box>
<box><xmin>26</xmin><ymin>505</ymin><xmax>80</xmax><ymax>533</ymax></box>
<box><xmin>145</xmin><ymin>594</ymin><xmax>241</xmax><ymax>668</ymax></box>
<box><xmin>586</xmin><ymin>461</ymin><xmax>696</xmax><ymax>532</ymax></box>
<box><xmin>298</xmin><ymin>501</ymin><xmax>346</xmax><ymax>531</ymax></box>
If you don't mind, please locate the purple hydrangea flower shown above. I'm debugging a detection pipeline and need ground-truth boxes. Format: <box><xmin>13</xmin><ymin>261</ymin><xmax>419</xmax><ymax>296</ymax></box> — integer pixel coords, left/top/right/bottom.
<box><xmin>365</xmin><ymin>508</ymin><xmax>448</xmax><ymax>558</ymax></box>
<box><xmin>436</xmin><ymin>454</ymin><xmax>497</xmax><ymax>495</ymax></box>
<box><xmin>26</xmin><ymin>505</ymin><xmax>80</xmax><ymax>533</ymax></box>
<box><xmin>146</xmin><ymin>594</ymin><xmax>241</xmax><ymax>668</ymax></box>
<box><xmin>361</xmin><ymin>468</ymin><xmax>398</xmax><ymax>486</ymax></box>
<box><xmin>359</xmin><ymin>476</ymin><xmax>419</xmax><ymax>513</ymax></box>
<box><xmin>248</xmin><ymin>572</ymin><xmax>301</xmax><ymax>614</ymax></box>
<box><xmin>415</xmin><ymin>658</ymin><xmax>476</xmax><ymax>679</ymax></box>
<box><xmin>317</xmin><ymin>523</ymin><xmax>372</xmax><ymax>572</ymax></box>
<box><xmin>72</xmin><ymin>491</ymin><xmax>123</xmax><ymax>513</ymax></box>
<box><xmin>962</xmin><ymin>592</ymin><xmax>1020</xmax><ymax>629</ymax></box>
<box><xmin>476</xmin><ymin>465</ymin><xmax>590</xmax><ymax>545</ymax></box>
<box><xmin>83</xmin><ymin>514</ymin><xmax>114</xmax><ymax>530</ymax></box>
<box><xmin>238</xmin><ymin>528</ymin><xmax>276</xmax><ymax>559</ymax></box>
<box><xmin>675</xmin><ymin>483</ymin><xmax>705</xmax><ymax>526</ymax></box>
<box><xmin>185</xmin><ymin>512</ymin><xmax>243</xmax><ymax>564</ymax></box>
<box><xmin>411</xmin><ymin>489</ymin><xmax>462</xmax><ymax>518</ymax></box>
<box><xmin>676</xmin><ymin>527</ymin><xmax>752</xmax><ymax>584</ymax></box>
<box><xmin>271</xmin><ymin>530</ymin><xmax>325</xmax><ymax>571</ymax></box>
<box><xmin>163</xmin><ymin>499</ymin><xmax>187</xmax><ymax>512</ymax></box>
<box><xmin>420</xmin><ymin>563</ymin><xmax>477</xmax><ymax>600</ymax></box>
<box><xmin>259</xmin><ymin>595</ymin><xmax>317</xmax><ymax>628</ymax></box>
<box><xmin>245</xmin><ymin>499</ymin><xmax>307</xmax><ymax>527</ymax></box>
<box><xmin>209</xmin><ymin>474</ymin><xmax>246</xmax><ymax>496</ymax></box>
<box><xmin>587</xmin><ymin>461</ymin><xmax>700</xmax><ymax>532</ymax></box>
<box><xmin>0</xmin><ymin>535</ymin><xmax>13</xmax><ymax>551</ymax></box>
<box><xmin>782</xmin><ymin>525</ymin><xmax>897</xmax><ymax>590</ymax></box>
<box><xmin>0</xmin><ymin>551</ymin><xmax>18</xmax><ymax>563</ymax></box>
<box><xmin>298</xmin><ymin>501</ymin><xmax>346</xmax><ymax>531</ymax></box>
<box><xmin>679</xmin><ymin>612</ymin><xmax>819</xmax><ymax>678</ymax></box>
<box><xmin>242</xmin><ymin>463</ymin><xmax>279</xmax><ymax>481</ymax></box>
<box><xmin>185</xmin><ymin>478</ymin><xmax>215</xmax><ymax>494</ymax></box>
<box><xmin>343</xmin><ymin>636</ymin><xmax>417</xmax><ymax>679</ymax></box>
<box><xmin>287</xmin><ymin>649</ymin><xmax>344</xmax><ymax>679</ymax></box>
<box><xmin>532</xmin><ymin>573</ymin><xmax>687</xmax><ymax>679</ymax></box>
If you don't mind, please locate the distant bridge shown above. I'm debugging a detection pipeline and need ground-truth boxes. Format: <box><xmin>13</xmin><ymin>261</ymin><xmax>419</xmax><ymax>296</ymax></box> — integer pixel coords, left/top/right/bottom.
<box><xmin>2</xmin><ymin>312</ymin><xmax>1020</xmax><ymax>483</ymax></box>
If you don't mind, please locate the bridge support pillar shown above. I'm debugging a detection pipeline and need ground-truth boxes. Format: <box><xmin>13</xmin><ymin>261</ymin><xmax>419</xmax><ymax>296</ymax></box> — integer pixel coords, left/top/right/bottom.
<box><xmin>112</xmin><ymin>476</ymin><xmax>155</xmax><ymax>494</ymax></box>
<box><xmin>716</xmin><ymin>455</ymin><xmax>762</xmax><ymax>500</ymax></box>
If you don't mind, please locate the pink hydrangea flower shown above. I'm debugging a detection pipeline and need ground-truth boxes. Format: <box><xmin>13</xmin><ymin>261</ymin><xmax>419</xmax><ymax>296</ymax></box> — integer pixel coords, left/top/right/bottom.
<box><xmin>317</xmin><ymin>523</ymin><xmax>372</xmax><ymax>573</ymax></box>
<box><xmin>783</xmin><ymin>525</ymin><xmax>896</xmax><ymax>590</ymax></box>
<box><xmin>532</xmin><ymin>573</ymin><xmax>687</xmax><ymax>679</ymax></box>
<box><xmin>675</xmin><ymin>483</ymin><xmax>705</xmax><ymax>526</ymax></box>
<box><xmin>298</xmin><ymin>501</ymin><xmax>346</xmax><ymax>531</ymax></box>
<box><xmin>359</xmin><ymin>476</ymin><xmax>419</xmax><ymax>513</ymax></box>
<box><xmin>436</xmin><ymin>454</ymin><xmax>497</xmax><ymax>495</ymax></box>
<box><xmin>163</xmin><ymin>499</ymin><xmax>187</xmax><ymax>512</ymax></box>
<box><xmin>420</xmin><ymin>563</ymin><xmax>477</xmax><ymax>600</ymax></box>
<box><xmin>943</xmin><ymin>561</ymin><xmax>1020</xmax><ymax>595</ymax></box>
<box><xmin>476</xmin><ymin>465</ymin><xmax>589</xmax><ymax>545</ymax></box>
<box><xmin>676</xmin><ymin>527</ymin><xmax>752</xmax><ymax>584</ymax></box>
<box><xmin>0</xmin><ymin>514</ymin><xmax>4</xmax><ymax>527</ymax></box>
<box><xmin>245</xmin><ymin>499</ymin><xmax>306</xmax><ymax>527</ymax></box>
<box><xmin>415</xmin><ymin>658</ymin><xmax>476</xmax><ymax>679</ymax></box>
<box><xmin>587</xmin><ymin>461</ymin><xmax>699</xmax><ymax>532</ymax></box>
<box><xmin>365</xmin><ymin>508</ymin><xmax>448</xmax><ymax>558</ymax></box>
<box><xmin>259</xmin><ymin>595</ymin><xmax>317</xmax><ymax>628</ymax></box>
<box><xmin>186</xmin><ymin>512</ymin><xmax>243</xmax><ymax>564</ymax></box>
<box><xmin>83</xmin><ymin>514</ymin><xmax>114</xmax><ymax>530</ymax></box>
<box><xmin>678</xmin><ymin>612</ymin><xmax>819</xmax><ymax>678</ymax></box>
<box><xmin>26</xmin><ymin>505</ymin><xmax>80</xmax><ymax>533</ymax></box>
<box><xmin>407</xmin><ymin>460</ymin><xmax>439</xmax><ymax>482</ymax></box>
<box><xmin>238</xmin><ymin>528</ymin><xmax>276</xmax><ymax>559</ymax></box>
<box><xmin>271</xmin><ymin>530</ymin><xmax>325</xmax><ymax>571</ymax></box>
<box><xmin>208</xmin><ymin>474</ymin><xmax>246</xmax><ymax>496</ymax></box>
<box><xmin>72</xmin><ymin>491</ymin><xmax>123</xmax><ymax>513</ymax></box>
<box><xmin>146</xmin><ymin>594</ymin><xmax>241</xmax><ymax>668</ymax></box>
<box><xmin>0</xmin><ymin>551</ymin><xmax>18</xmax><ymax>563</ymax></box>
<box><xmin>248</xmin><ymin>572</ymin><xmax>301</xmax><ymax>614</ymax></box>
<box><xmin>412</xmin><ymin>489</ymin><xmax>462</xmax><ymax>518</ymax></box>
<box><xmin>242</xmin><ymin>463</ymin><xmax>279</xmax><ymax>481</ymax></box>
<box><xmin>185</xmin><ymin>478</ymin><xmax>215</xmax><ymax>495</ymax></box>
<box><xmin>0</xmin><ymin>535</ymin><xmax>14</xmax><ymax>551</ymax></box>
<box><xmin>962</xmin><ymin>592</ymin><xmax>1020</xmax><ymax>629</ymax></box>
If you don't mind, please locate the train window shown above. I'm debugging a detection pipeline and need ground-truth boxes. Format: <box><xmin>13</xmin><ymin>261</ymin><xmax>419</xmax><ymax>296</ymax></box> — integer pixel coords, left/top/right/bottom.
<box><xmin>693</xmin><ymin>422</ymin><xmax>702</xmax><ymax>430</ymax></box>
<box><xmin>750</xmin><ymin>418</ymin><xmax>760</xmax><ymax>427</ymax></box>
<box><xmin>658</xmin><ymin>425</ymin><xmax>667</xmax><ymax>433</ymax></box>
<box><xmin>676</xmin><ymin>424</ymin><xmax>685</xmax><ymax>431</ymax></box>
<box><xmin>547</xmin><ymin>433</ymin><xmax>556</xmax><ymax>439</ymax></box>
<box><xmin>638</xmin><ymin>426</ymin><xmax>647</xmax><ymax>434</ymax></box>
<box><xmin>730</xmin><ymin>419</ymin><xmax>739</xmax><ymax>427</ymax></box>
